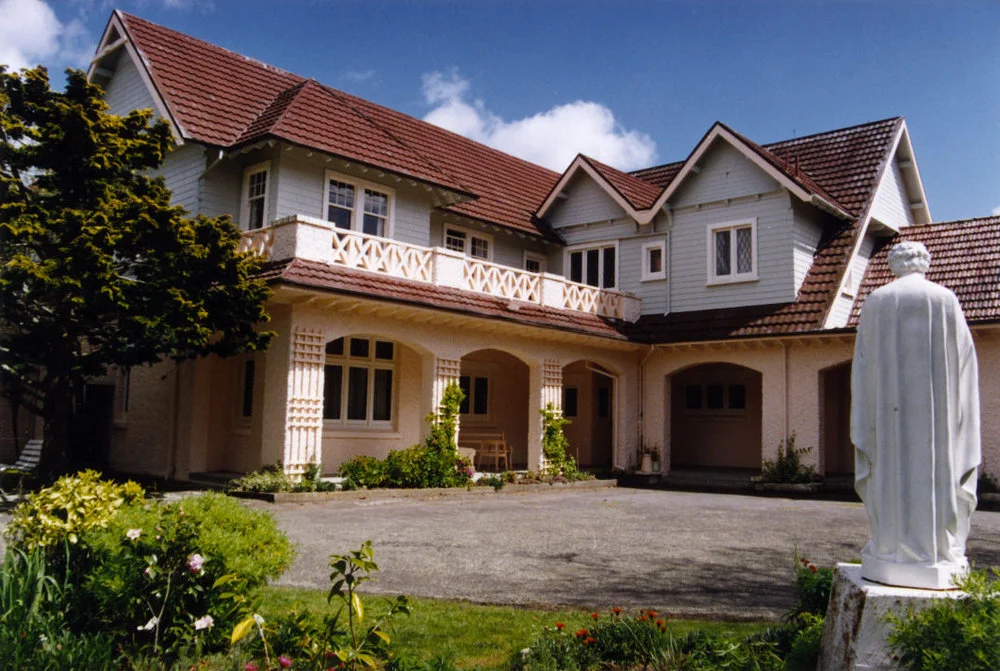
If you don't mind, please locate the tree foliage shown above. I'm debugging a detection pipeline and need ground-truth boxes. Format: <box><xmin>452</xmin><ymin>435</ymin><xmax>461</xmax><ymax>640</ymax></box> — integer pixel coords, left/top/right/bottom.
<box><xmin>0</xmin><ymin>66</ymin><xmax>272</xmax><ymax>466</ymax></box>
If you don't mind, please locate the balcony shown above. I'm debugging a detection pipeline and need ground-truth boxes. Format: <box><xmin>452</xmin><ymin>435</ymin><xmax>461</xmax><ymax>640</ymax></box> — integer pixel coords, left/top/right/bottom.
<box><xmin>240</xmin><ymin>215</ymin><xmax>641</xmax><ymax>322</ymax></box>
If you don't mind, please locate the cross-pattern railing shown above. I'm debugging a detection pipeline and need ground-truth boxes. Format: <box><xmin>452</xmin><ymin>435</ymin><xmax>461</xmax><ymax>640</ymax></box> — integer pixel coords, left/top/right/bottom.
<box><xmin>240</xmin><ymin>215</ymin><xmax>639</xmax><ymax>322</ymax></box>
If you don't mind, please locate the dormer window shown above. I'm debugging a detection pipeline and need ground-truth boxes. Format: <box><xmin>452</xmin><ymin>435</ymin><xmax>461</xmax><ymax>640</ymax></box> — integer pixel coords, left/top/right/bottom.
<box><xmin>324</xmin><ymin>172</ymin><xmax>394</xmax><ymax>237</ymax></box>
<box><xmin>241</xmin><ymin>161</ymin><xmax>270</xmax><ymax>230</ymax></box>
<box><xmin>707</xmin><ymin>219</ymin><xmax>757</xmax><ymax>285</ymax></box>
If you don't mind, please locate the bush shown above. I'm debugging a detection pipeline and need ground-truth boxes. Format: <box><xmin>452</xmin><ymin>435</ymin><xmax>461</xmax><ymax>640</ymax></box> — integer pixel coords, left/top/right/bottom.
<box><xmin>229</xmin><ymin>462</ymin><xmax>295</xmax><ymax>493</ymax></box>
<box><xmin>340</xmin><ymin>455</ymin><xmax>389</xmax><ymax>489</ymax></box>
<box><xmin>759</xmin><ymin>433</ymin><xmax>816</xmax><ymax>484</ymax></box>
<box><xmin>887</xmin><ymin>568</ymin><xmax>1000</xmax><ymax>671</ymax></box>
<box><xmin>70</xmin><ymin>492</ymin><xmax>295</xmax><ymax>660</ymax></box>
<box><xmin>788</xmin><ymin>555</ymin><xmax>834</xmax><ymax>620</ymax></box>
<box><xmin>540</xmin><ymin>404</ymin><xmax>579</xmax><ymax>479</ymax></box>
<box><xmin>3</xmin><ymin>469</ymin><xmax>145</xmax><ymax>550</ymax></box>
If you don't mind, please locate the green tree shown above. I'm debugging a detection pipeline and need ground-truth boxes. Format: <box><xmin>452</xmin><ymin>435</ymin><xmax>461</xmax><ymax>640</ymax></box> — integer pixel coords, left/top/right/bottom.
<box><xmin>0</xmin><ymin>66</ymin><xmax>272</xmax><ymax>470</ymax></box>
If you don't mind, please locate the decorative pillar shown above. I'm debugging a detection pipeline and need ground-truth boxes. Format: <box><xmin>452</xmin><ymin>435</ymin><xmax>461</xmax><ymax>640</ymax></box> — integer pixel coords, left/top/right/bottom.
<box><xmin>433</xmin><ymin>356</ymin><xmax>462</xmax><ymax>409</ymax></box>
<box><xmin>528</xmin><ymin>359</ymin><xmax>563</xmax><ymax>471</ymax></box>
<box><xmin>284</xmin><ymin>327</ymin><xmax>325</xmax><ymax>476</ymax></box>
<box><xmin>542</xmin><ymin>359</ymin><xmax>563</xmax><ymax>411</ymax></box>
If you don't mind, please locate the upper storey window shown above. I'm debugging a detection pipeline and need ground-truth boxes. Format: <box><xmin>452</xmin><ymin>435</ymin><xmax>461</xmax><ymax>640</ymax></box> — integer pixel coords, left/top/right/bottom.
<box><xmin>324</xmin><ymin>172</ymin><xmax>394</xmax><ymax>237</ymax></box>
<box><xmin>241</xmin><ymin>161</ymin><xmax>270</xmax><ymax>230</ymax></box>
<box><xmin>707</xmin><ymin>219</ymin><xmax>757</xmax><ymax>284</ymax></box>
<box><xmin>566</xmin><ymin>243</ymin><xmax>616</xmax><ymax>289</ymax></box>
<box><xmin>444</xmin><ymin>225</ymin><xmax>492</xmax><ymax>261</ymax></box>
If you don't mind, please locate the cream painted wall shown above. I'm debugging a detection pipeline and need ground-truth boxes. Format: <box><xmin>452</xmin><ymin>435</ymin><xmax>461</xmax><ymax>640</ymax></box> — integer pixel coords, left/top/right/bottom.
<box><xmin>109</xmin><ymin>360</ymin><xmax>175</xmax><ymax>476</ymax></box>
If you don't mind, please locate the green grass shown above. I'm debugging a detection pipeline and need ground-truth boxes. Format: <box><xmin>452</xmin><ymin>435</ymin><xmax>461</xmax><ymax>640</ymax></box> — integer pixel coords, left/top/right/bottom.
<box><xmin>260</xmin><ymin>586</ymin><xmax>771</xmax><ymax>669</ymax></box>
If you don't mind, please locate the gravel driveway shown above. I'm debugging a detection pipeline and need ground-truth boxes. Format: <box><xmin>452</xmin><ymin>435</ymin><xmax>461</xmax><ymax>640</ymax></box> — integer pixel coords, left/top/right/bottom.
<box><xmin>246</xmin><ymin>487</ymin><xmax>1000</xmax><ymax>620</ymax></box>
<box><xmin>4</xmin><ymin>487</ymin><xmax>999</xmax><ymax>620</ymax></box>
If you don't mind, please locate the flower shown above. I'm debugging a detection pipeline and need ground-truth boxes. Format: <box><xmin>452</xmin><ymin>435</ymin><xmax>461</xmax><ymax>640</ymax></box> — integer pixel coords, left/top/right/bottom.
<box><xmin>193</xmin><ymin>615</ymin><xmax>214</xmax><ymax>631</ymax></box>
<box><xmin>520</xmin><ymin>648</ymin><xmax>531</xmax><ymax>657</ymax></box>
<box><xmin>244</xmin><ymin>664</ymin><xmax>258</xmax><ymax>671</ymax></box>
<box><xmin>809</xmin><ymin>564</ymin><xmax>818</xmax><ymax>573</ymax></box>
<box><xmin>590</xmin><ymin>611</ymin><xmax>600</xmax><ymax>620</ymax></box>
<box><xmin>278</xmin><ymin>656</ymin><xmax>293</xmax><ymax>668</ymax></box>
<box><xmin>611</xmin><ymin>607</ymin><xmax>622</xmax><ymax>615</ymax></box>
<box><xmin>574</xmin><ymin>628</ymin><xmax>590</xmax><ymax>638</ymax></box>
<box><xmin>125</xmin><ymin>528</ymin><xmax>141</xmax><ymax>541</ymax></box>
<box><xmin>137</xmin><ymin>616</ymin><xmax>158</xmax><ymax>631</ymax></box>
<box><xmin>554</xmin><ymin>622</ymin><xmax>565</xmax><ymax>630</ymax></box>
<box><xmin>187</xmin><ymin>553</ymin><xmax>205</xmax><ymax>574</ymax></box>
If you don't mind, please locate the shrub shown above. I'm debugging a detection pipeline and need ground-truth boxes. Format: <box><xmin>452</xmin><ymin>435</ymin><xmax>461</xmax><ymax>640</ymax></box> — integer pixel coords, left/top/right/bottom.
<box><xmin>3</xmin><ymin>469</ymin><xmax>145</xmax><ymax>550</ymax></box>
<box><xmin>340</xmin><ymin>455</ymin><xmax>389</xmax><ymax>489</ymax></box>
<box><xmin>759</xmin><ymin>433</ymin><xmax>816</xmax><ymax>484</ymax></box>
<box><xmin>887</xmin><ymin>568</ymin><xmax>1000</xmax><ymax>671</ymax></box>
<box><xmin>788</xmin><ymin>555</ymin><xmax>834</xmax><ymax>620</ymax></box>
<box><xmin>72</xmin><ymin>492</ymin><xmax>295</xmax><ymax>660</ymax></box>
<box><xmin>229</xmin><ymin>462</ymin><xmax>295</xmax><ymax>493</ymax></box>
<box><xmin>540</xmin><ymin>404</ymin><xmax>579</xmax><ymax>479</ymax></box>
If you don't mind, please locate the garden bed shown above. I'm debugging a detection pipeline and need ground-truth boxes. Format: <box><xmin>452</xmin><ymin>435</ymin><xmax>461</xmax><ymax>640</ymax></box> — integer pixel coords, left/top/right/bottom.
<box><xmin>228</xmin><ymin>477</ymin><xmax>617</xmax><ymax>503</ymax></box>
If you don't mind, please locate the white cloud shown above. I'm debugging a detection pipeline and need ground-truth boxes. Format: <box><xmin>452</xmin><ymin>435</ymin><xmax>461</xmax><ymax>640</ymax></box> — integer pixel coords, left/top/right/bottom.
<box><xmin>0</xmin><ymin>0</ymin><xmax>95</xmax><ymax>71</ymax></box>
<box><xmin>993</xmin><ymin>205</ymin><xmax>1000</xmax><ymax>216</ymax></box>
<box><xmin>421</xmin><ymin>70</ymin><xmax>657</xmax><ymax>172</ymax></box>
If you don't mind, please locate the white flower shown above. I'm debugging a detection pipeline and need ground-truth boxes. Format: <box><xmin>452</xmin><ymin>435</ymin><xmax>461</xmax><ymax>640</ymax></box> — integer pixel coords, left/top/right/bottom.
<box><xmin>187</xmin><ymin>553</ymin><xmax>205</xmax><ymax>574</ymax></box>
<box><xmin>193</xmin><ymin>615</ymin><xmax>214</xmax><ymax>631</ymax></box>
<box><xmin>125</xmin><ymin>528</ymin><xmax>141</xmax><ymax>541</ymax></box>
<box><xmin>137</xmin><ymin>616</ymin><xmax>158</xmax><ymax>631</ymax></box>
<box><xmin>521</xmin><ymin>648</ymin><xmax>531</xmax><ymax>657</ymax></box>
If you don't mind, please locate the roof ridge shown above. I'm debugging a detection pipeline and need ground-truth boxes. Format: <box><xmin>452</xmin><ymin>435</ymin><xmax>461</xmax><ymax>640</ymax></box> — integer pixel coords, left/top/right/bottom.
<box><xmin>763</xmin><ymin>115</ymin><xmax>903</xmax><ymax>148</ymax></box>
<box><xmin>236</xmin><ymin>78</ymin><xmax>311</xmax><ymax>142</ymax></box>
<box><xmin>913</xmin><ymin>215</ymin><xmax>1000</xmax><ymax>228</ymax></box>
<box><xmin>119</xmin><ymin>12</ymin><xmax>304</xmax><ymax>83</ymax></box>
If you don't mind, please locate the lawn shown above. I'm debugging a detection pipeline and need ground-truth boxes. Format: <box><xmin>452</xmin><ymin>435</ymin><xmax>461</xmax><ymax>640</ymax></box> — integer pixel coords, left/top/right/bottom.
<box><xmin>261</xmin><ymin>585</ymin><xmax>772</xmax><ymax>669</ymax></box>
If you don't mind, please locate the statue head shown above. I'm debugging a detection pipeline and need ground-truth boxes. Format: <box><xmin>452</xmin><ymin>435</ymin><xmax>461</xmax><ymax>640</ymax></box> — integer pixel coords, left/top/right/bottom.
<box><xmin>888</xmin><ymin>241</ymin><xmax>931</xmax><ymax>278</ymax></box>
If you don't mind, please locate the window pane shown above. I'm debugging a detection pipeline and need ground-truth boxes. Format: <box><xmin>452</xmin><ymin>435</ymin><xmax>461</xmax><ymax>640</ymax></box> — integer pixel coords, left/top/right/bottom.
<box><xmin>706</xmin><ymin>384</ymin><xmax>724</xmax><ymax>410</ymax></box>
<box><xmin>685</xmin><ymin>385</ymin><xmax>702</xmax><ymax>410</ymax></box>
<box><xmin>349</xmin><ymin>338</ymin><xmax>370</xmax><ymax>359</ymax></box>
<box><xmin>374</xmin><ymin>341</ymin><xmax>394</xmax><ymax>360</ymax></box>
<box><xmin>459</xmin><ymin>375</ymin><xmax>471</xmax><ymax>414</ymax></box>
<box><xmin>563</xmin><ymin>387</ymin><xmax>578</xmax><ymax>418</ymax></box>
<box><xmin>473</xmin><ymin>377</ymin><xmax>488</xmax><ymax>415</ymax></box>
<box><xmin>445</xmin><ymin>229</ymin><xmax>466</xmax><ymax>253</ymax></box>
<box><xmin>736</xmin><ymin>227</ymin><xmax>753</xmax><ymax>274</ymax></box>
<box><xmin>248</xmin><ymin>171</ymin><xmax>267</xmax><ymax>197</ymax></box>
<box><xmin>364</xmin><ymin>190</ymin><xmax>388</xmax><ymax>216</ymax></box>
<box><xmin>586</xmin><ymin>249</ymin><xmax>600</xmax><ymax>287</ymax></box>
<box><xmin>328</xmin><ymin>206</ymin><xmax>352</xmax><ymax>230</ymax></box>
<box><xmin>603</xmin><ymin>247</ymin><xmax>616</xmax><ymax>288</ymax></box>
<box><xmin>525</xmin><ymin>257</ymin><xmax>542</xmax><ymax>273</ymax></box>
<box><xmin>326</xmin><ymin>338</ymin><xmax>344</xmax><ymax>356</ymax></box>
<box><xmin>648</xmin><ymin>247</ymin><xmax>663</xmax><ymax>274</ymax></box>
<box><xmin>329</xmin><ymin>181</ymin><xmax>355</xmax><ymax>208</ymax></box>
<box><xmin>347</xmin><ymin>367</ymin><xmax>369</xmax><ymax>420</ymax></box>
<box><xmin>248</xmin><ymin>198</ymin><xmax>265</xmax><ymax>230</ymax></box>
<box><xmin>241</xmin><ymin>360</ymin><xmax>255</xmax><ymax>417</ymax></box>
<box><xmin>715</xmin><ymin>230</ymin><xmax>731</xmax><ymax>276</ymax></box>
<box><xmin>470</xmin><ymin>237</ymin><xmax>489</xmax><ymax>259</ymax></box>
<box><xmin>372</xmin><ymin>369</ymin><xmax>392</xmax><ymax>421</ymax></box>
<box><xmin>570</xmin><ymin>252</ymin><xmax>583</xmax><ymax>283</ymax></box>
<box><xmin>729</xmin><ymin>384</ymin><xmax>746</xmax><ymax>410</ymax></box>
<box><xmin>323</xmin><ymin>365</ymin><xmax>343</xmax><ymax>420</ymax></box>
<box><xmin>362</xmin><ymin>213</ymin><xmax>384</xmax><ymax>236</ymax></box>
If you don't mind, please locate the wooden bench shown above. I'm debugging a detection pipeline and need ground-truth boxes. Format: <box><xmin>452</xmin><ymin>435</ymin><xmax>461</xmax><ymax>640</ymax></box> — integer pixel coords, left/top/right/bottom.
<box><xmin>0</xmin><ymin>438</ymin><xmax>42</xmax><ymax>500</ymax></box>
<box><xmin>458</xmin><ymin>430</ymin><xmax>511</xmax><ymax>472</ymax></box>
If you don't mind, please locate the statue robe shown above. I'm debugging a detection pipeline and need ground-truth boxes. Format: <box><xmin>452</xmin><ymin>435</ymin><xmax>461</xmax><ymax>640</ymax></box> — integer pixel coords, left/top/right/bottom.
<box><xmin>851</xmin><ymin>273</ymin><xmax>980</xmax><ymax>577</ymax></box>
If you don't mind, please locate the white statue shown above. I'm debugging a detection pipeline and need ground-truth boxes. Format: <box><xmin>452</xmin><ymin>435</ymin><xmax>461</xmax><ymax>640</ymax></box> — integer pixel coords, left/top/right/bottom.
<box><xmin>851</xmin><ymin>241</ymin><xmax>980</xmax><ymax>589</ymax></box>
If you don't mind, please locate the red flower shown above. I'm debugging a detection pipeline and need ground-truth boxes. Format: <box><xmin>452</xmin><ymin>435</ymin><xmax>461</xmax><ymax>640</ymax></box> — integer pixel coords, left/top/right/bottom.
<box><xmin>809</xmin><ymin>564</ymin><xmax>818</xmax><ymax>573</ymax></box>
<box><xmin>591</xmin><ymin>612</ymin><xmax>600</xmax><ymax>620</ymax></box>
<box><xmin>801</xmin><ymin>557</ymin><xmax>809</xmax><ymax>565</ymax></box>
<box><xmin>555</xmin><ymin>622</ymin><xmax>565</xmax><ymax>630</ymax></box>
<box><xmin>575</xmin><ymin>628</ymin><xmax>590</xmax><ymax>638</ymax></box>
<box><xmin>244</xmin><ymin>664</ymin><xmax>258</xmax><ymax>671</ymax></box>
<box><xmin>647</xmin><ymin>610</ymin><xmax>658</xmax><ymax>617</ymax></box>
<box><xmin>278</xmin><ymin>656</ymin><xmax>293</xmax><ymax>669</ymax></box>
<box><xmin>656</xmin><ymin>619</ymin><xmax>665</xmax><ymax>627</ymax></box>
<box><xmin>611</xmin><ymin>607</ymin><xmax>622</xmax><ymax>615</ymax></box>
<box><xmin>583</xmin><ymin>636</ymin><xmax>596</xmax><ymax>645</ymax></box>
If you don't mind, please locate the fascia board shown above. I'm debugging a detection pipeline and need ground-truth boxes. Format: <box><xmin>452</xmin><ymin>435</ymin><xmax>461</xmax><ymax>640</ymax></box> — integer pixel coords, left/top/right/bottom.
<box><xmin>536</xmin><ymin>155</ymin><xmax>640</xmax><ymax>221</ymax></box>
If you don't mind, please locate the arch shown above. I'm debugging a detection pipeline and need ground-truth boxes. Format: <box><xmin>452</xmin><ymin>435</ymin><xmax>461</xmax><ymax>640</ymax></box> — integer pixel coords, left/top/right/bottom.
<box><xmin>664</xmin><ymin>358</ymin><xmax>765</xmax><ymax>379</ymax></box>
<box><xmin>458</xmin><ymin>349</ymin><xmax>530</xmax><ymax>470</ymax></box>
<box><xmin>454</xmin><ymin>343</ymin><xmax>535</xmax><ymax>368</ymax></box>
<box><xmin>819</xmin><ymin>360</ymin><xmax>853</xmax><ymax>475</ymax></box>
<box><xmin>323</xmin><ymin>328</ymin><xmax>435</xmax><ymax>359</ymax></box>
<box><xmin>562</xmin><ymin>359</ymin><xmax>617</xmax><ymax>472</ymax></box>
<box><xmin>669</xmin><ymin>362</ymin><xmax>762</xmax><ymax>469</ymax></box>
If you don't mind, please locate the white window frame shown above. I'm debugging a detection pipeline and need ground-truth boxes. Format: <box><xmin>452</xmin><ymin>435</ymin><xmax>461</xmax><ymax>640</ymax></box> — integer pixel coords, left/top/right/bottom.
<box><xmin>523</xmin><ymin>251</ymin><xmax>547</xmax><ymax>274</ymax></box>
<box><xmin>564</xmin><ymin>241</ymin><xmax>619</xmax><ymax>289</ymax></box>
<box><xmin>323</xmin><ymin>336</ymin><xmax>397</xmax><ymax>428</ymax></box>
<box><xmin>442</xmin><ymin>224</ymin><xmax>493</xmax><ymax>261</ymax></box>
<box><xmin>706</xmin><ymin>219</ymin><xmax>758</xmax><ymax>285</ymax></box>
<box><xmin>641</xmin><ymin>239</ymin><xmax>667</xmax><ymax>281</ymax></box>
<box><xmin>322</xmin><ymin>170</ymin><xmax>395</xmax><ymax>238</ymax></box>
<box><xmin>240</xmin><ymin>161</ymin><xmax>271</xmax><ymax>231</ymax></box>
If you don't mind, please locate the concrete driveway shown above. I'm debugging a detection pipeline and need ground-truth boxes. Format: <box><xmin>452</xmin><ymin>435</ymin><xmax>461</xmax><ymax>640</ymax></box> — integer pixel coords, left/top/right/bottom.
<box><xmin>247</xmin><ymin>487</ymin><xmax>1000</xmax><ymax>620</ymax></box>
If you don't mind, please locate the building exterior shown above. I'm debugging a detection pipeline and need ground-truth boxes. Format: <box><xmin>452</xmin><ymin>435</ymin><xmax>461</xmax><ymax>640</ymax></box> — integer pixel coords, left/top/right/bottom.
<box><xmin>6</xmin><ymin>11</ymin><xmax>999</xmax><ymax>481</ymax></box>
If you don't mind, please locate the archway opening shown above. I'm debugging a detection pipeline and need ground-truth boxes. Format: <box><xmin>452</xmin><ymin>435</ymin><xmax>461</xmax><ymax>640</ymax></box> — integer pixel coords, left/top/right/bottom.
<box><xmin>562</xmin><ymin>360</ymin><xmax>616</xmax><ymax>472</ymax></box>
<box><xmin>820</xmin><ymin>361</ymin><xmax>853</xmax><ymax>475</ymax></box>
<box><xmin>457</xmin><ymin>349</ymin><xmax>529</xmax><ymax>470</ymax></box>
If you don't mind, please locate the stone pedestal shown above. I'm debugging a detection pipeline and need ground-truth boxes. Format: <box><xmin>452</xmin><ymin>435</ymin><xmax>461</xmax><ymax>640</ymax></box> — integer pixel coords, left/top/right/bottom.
<box><xmin>818</xmin><ymin>563</ymin><xmax>962</xmax><ymax>670</ymax></box>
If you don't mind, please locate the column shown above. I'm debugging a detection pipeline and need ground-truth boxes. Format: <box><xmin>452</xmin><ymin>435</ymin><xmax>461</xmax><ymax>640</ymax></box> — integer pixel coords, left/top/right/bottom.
<box><xmin>283</xmin><ymin>326</ymin><xmax>325</xmax><ymax>476</ymax></box>
<box><xmin>528</xmin><ymin>359</ymin><xmax>563</xmax><ymax>471</ymax></box>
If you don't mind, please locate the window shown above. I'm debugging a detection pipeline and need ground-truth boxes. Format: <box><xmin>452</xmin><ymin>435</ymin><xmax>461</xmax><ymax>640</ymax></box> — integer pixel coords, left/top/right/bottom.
<box><xmin>707</xmin><ymin>220</ymin><xmax>757</xmax><ymax>284</ymax></box>
<box><xmin>323</xmin><ymin>337</ymin><xmax>395</xmax><ymax>425</ymax></box>
<box><xmin>524</xmin><ymin>252</ymin><xmax>547</xmax><ymax>274</ymax></box>
<box><xmin>684</xmin><ymin>383</ymin><xmax>747</xmax><ymax>413</ymax></box>
<box><xmin>443</xmin><ymin>225</ymin><xmax>492</xmax><ymax>260</ymax></box>
<box><xmin>323</xmin><ymin>172</ymin><xmax>394</xmax><ymax>237</ymax></box>
<box><xmin>642</xmin><ymin>239</ymin><xmax>667</xmax><ymax>281</ymax></box>
<box><xmin>241</xmin><ymin>360</ymin><xmax>255</xmax><ymax>417</ymax></box>
<box><xmin>241</xmin><ymin>162</ymin><xmax>270</xmax><ymax>230</ymax></box>
<box><xmin>566</xmin><ymin>243</ymin><xmax>617</xmax><ymax>289</ymax></box>
<box><xmin>563</xmin><ymin>387</ymin><xmax>579</xmax><ymax>418</ymax></box>
<box><xmin>459</xmin><ymin>375</ymin><xmax>489</xmax><ymax>416</ymax></box>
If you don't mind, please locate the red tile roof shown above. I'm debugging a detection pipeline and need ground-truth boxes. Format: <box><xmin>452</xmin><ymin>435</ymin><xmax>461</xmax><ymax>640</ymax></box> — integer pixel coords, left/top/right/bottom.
<box><xmin>263</xmin><ymin>259</ymin><xmax>628</xmax><ymax>340</ymax></box>
<box><xmin>117</xmin><ymin>12</ymin><xmax>559</xmax><ymax>237</ymax></box>
<box><xmin>850</xmin><ymin>216</ymin><xmax>1000</xmax><ymax>327</ymax></box>
<box><xmin>580</xmin><ymin>155</ymin><xmax>661</xmax><ymax>210</ymax></box>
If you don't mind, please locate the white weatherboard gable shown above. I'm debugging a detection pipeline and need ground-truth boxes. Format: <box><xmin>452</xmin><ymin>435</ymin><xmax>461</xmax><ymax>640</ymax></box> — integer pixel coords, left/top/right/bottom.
<box><xmin>546</xmin><ymin>171</ymin><xmax>630</xmax><ymax>230</ymax></box>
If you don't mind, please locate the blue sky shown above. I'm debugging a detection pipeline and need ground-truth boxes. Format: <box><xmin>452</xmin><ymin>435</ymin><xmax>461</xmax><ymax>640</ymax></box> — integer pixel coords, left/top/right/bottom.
<box><xmin>4</xmin><ymin>0</ymin><xmax>998</xmax><ymax>221</ymax></box>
